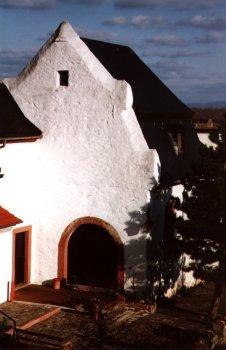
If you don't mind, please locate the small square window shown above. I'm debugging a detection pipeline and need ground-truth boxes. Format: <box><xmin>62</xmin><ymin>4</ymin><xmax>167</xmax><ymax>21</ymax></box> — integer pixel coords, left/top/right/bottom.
<box><xmin>168</xmin><ymin>131</ymin><xmax>185</xmax><ymax>155</ymax></box>
<box><xmin>58</xmin><ymin>70</ymin><xmax>69</xmax><ymax>86</ymax></box>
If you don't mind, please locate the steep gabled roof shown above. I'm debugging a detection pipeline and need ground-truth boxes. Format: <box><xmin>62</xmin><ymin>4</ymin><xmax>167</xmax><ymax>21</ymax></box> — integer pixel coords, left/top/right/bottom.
<box><xmin>0</xmin><ymin>83</ymin><xmax>42</xmax><ymax>142</ymax></box>
<box><xmin>0</xmin><ymin>207</ymin><xmax>22</xmax><ymax>229</ymax></box>
<box><xmin>82</xmin><ymin>38</ymin><xmax>193</xmax><ymax>119</ymax></box>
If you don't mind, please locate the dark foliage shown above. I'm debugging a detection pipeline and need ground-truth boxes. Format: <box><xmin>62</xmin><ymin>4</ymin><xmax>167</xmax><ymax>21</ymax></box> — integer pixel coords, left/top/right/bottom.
<box><xmin>175</xmin><ymin>116</ymin><xmax>226</xmax><ymax>320</ymax></box>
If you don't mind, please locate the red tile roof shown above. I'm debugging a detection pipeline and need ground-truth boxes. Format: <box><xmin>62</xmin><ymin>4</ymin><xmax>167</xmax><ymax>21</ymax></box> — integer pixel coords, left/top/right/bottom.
<box><xmin>0</xmin><ymin>207</ymin><xmax>23</xmax><ymax>229</ymax></box>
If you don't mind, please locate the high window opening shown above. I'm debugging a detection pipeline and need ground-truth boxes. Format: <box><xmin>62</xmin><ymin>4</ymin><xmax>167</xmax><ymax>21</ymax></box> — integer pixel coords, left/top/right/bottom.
<box><xmin>169</xmin><ymin>132</ymin><xmax>184</xmax><ymax>154</ymax></box>
<box><xmin>168</xmin><ymin>125</ymin><xmax>185</xmax><ymax>155</ymax></box>
<box><xmin>58</xmin><ymin>70</ymin><xmax>69</xmax><ymax>86</ymax></box>
<box><xmin>67</xmin><ymin>224</ymin><xmax>117</xmax><ymax>288</ymax></box>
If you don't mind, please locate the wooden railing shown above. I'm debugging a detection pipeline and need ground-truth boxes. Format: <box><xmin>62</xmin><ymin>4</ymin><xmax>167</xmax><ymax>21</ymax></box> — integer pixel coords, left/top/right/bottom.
<box><xmin>0</xmin><ymin>309</ymin><xmax>72</xmax><ymax>348</ymax></box>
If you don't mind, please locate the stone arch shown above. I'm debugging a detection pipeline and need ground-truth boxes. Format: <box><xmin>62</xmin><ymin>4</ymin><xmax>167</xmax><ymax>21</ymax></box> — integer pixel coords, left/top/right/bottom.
<box><xmin>58</xmin><ymin>217</ymin><xmax>124</xmax><ymax>291</ymax></box>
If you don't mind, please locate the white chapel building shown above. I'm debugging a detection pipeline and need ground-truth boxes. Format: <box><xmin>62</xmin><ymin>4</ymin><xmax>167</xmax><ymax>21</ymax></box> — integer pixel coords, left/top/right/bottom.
<box><xmin>0</xmin><ymin>22</ymin><xmax>199</xmax><ymax>303</ymax></box>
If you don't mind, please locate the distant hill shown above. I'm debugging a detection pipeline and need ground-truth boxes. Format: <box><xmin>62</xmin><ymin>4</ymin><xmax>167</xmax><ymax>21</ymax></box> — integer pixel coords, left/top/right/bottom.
<box><xmin>192</xmin><ymin>107</ymin><xmax>226</xmax><ymax>122</ymax></box>
<box><xmin>188</xmin><ymin>101</ymin><xmax>226</xmax><ymax>108</ymax></box>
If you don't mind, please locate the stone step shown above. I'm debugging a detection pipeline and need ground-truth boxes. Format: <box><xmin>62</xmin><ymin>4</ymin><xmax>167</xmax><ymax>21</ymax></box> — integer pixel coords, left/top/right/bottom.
<box><xmin>19</xmin><ymin>306</ymin><xmax>61</xmax><ymax>330</ymax></box>
<box><xmin>0</xmin><ymin>301</ymin><xmax>60</xmax><ymax>328</ymax></box>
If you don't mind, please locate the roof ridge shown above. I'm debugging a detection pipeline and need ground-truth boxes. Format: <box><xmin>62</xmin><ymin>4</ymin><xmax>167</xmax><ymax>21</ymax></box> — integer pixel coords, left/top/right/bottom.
<box><xmin>9</xmin><ymin>22</ymin><xmax>78</xmax><ymax>89</ymax></box>
<box><xmin>8</xmin><ymin>21</ymin><xmax>116</xmax><ymax>92</ymax></box>
<box><xmin>81</xmin><ymin>37</ymin><xmax>132</xmax><ymax>51</ymax></box>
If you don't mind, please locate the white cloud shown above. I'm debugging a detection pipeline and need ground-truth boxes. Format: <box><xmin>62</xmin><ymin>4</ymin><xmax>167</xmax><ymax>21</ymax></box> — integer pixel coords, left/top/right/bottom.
<box><xmin>146</xmin><ymin>35</ymin><xmax>188</xmax><ymax>47</ymax></box>
<box><xmin>74</xmin><ymin>26</ymin><xmax>118</xmax><ymax>42</ymax></box>
<box><xmin>0</xmin><ymin>49</ymin><xmax>35</xmax><ymax>77</ymax></box>
<box><xmin>102</xmin><ymin>16</ymin><xmax>127</xmax><ymax>26</ymax></box>
<box><xmin>141</xmin><ymin>49</ymin><xmax>209</xmax><ymax>58</ymax></box>
<box><xmin>63</xmin><ymin>0</ymin><xmax>106</xmax><ymax>4</ymax></box>
<box><xmin>0</xmin><ymin>0</ymin><xmax>107</xmax><ymax>9</ymax></box>
<box><xmin>102</xmin><ymin>15</ymin><xmax>165</xmax><ymax>28</ymax></box>
<box><xmin>175</xmin><ymin>0</ymin><xmax>224</xmax><ymax>10</ymax></box>
<box><xmin>150</xmin><ymin>59</ymin><xmax>192</xmax><ymax>80</ymax></box>
<box><xmin>0</xmin><ymin>0</ymin><xmax>55</xmax><ymax>9</ymax></box>
<box><xmin>0</xmin><ymin>0</ymin><xmax>222</xmax><ymax>11</ymax></box>
<box><xmin>195</xmin><ymin>31</ymin><xmax>223</xmax><ymax>44</ymax></box>
<box><xmin>177</xmin><ymin>15</ymin><xmax>226</xmax><ymax>31</ymax></box>
<box><xmin>115</xmin><ymin>0</ymin><xmax>174</xmax><ymax>8</ymax></box>
<box><xmin>114</xmin><ymin>0</ymin><xmax>222</xmax><ymax>10</ymax></box>
<box><xmin>131</xmin><ymin>15</ymin><xmax>164</xmax><ymax>28</ymax></box>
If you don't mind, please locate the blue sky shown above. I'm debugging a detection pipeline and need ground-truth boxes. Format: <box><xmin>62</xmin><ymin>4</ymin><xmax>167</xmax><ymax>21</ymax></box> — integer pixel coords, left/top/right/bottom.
<box><xmin>0</xmin><ymin>0</ymin><xmax>225</xmax><ymax>104</ymax></box>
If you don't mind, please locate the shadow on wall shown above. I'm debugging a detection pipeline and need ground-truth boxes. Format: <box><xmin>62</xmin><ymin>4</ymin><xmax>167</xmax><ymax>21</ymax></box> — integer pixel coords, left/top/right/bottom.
<box><xmin>124</xmin><ymin>191</ymin><xmax>183</xmax><ymax>300</ymax></box>
<box><xmin>124</xmin><ymin>177</ymin><xmax>158</xmax><ymax>237</ymax></box>
<box><xmin>140</xmin><ymin>120</ymin><xmax>200</xmax><ymax>185</ymax></box>
<box><xmin>124</xmin><ymin>236</ymin><xmax>182</xmax><ymax>300</ymax></box>
<box><xmin>124</xmin><ymin>204</ymin><xmax>152</xmax><ymax>237</ymax></box>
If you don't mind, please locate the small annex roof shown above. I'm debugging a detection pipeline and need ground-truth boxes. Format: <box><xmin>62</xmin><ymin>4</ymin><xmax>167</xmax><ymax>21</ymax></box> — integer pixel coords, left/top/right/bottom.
<box><xmin>0</xmin><ymin>83</ymin><xmax>42</xmax><ymax>143</ymax></box>
<box><xmin>0</xmin><ymin>207</ymin><xmax>23</xmax><ymax>229</ymax></box>
<box><xmin>82</xmin><ymin>38</ymin><xmax>193</xmax><ymax>119</ymax></box>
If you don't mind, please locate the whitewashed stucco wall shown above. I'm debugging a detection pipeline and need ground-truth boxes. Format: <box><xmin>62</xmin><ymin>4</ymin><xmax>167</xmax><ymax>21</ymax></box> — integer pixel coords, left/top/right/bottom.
<box><xmin>0</xmin><ymin>22</ymin><xmax>159</xmax><ymax>290</ymax></box>
<box><xmin>0</xmin><ymin>227</ymin><xmax>13</xmax><ymax>303</ymax></box>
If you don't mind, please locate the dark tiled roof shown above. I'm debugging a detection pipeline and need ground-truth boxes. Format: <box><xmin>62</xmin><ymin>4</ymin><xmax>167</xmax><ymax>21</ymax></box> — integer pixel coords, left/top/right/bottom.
<box><xmin>82</xmin><ymin>38</ymin><xmax>193</xmax><ymax>119</ymax></box>
<box><xmin>0</xmin><ymin>83</ymin><xmax>42</xmax><ymax>142</ymax></box>
<box><xmin>0</xmin><ymin>207</ymin><xmax>22</xmax><ymax>229</ymax></box>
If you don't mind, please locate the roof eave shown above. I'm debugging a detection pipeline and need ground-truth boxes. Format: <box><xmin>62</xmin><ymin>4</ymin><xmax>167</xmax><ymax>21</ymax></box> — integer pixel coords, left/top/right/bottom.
<box><xmin>0</xmin><ymin>134</ymin><xmax>43</xmax><ymax>144</ymax></box>
<box><xmin>0</xmin><ymin>220</ymin><xmax>23</xmax><ymax>229</ymax></box>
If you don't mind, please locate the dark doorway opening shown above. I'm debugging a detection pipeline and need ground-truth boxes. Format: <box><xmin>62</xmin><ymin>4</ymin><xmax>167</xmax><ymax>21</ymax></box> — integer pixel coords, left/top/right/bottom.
<box><xmin>15</xmin><ymin>232</ymin><xmax>26</xmax><ymax>285</ymax></box>
<box><xmin>67</xmin><ymin>224</ymin><xmax>118</xmax><ymax>288</ymax></box>
<box><xmin>10</xmin><ymin>226</ymin><xmax>31</xmax><ymax>301</ymax></box>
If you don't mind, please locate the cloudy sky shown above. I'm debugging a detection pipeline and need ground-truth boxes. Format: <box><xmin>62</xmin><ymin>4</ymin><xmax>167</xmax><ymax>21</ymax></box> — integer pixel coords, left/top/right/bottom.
<box><xmin>0</xmin><ymin>0</ymin><xmax>225</xmax><ymax>104</ymax></box>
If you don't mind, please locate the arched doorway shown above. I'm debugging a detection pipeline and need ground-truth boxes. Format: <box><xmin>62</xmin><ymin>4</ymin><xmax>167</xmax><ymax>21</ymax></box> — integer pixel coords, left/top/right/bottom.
<box><xmin>68</xmin><ymin>224</ymin><xmax>117</xmax><ymax>288</ymax></box>
<box><xmin>58</xmin><ymin>217</ymin><xmax>124</xmax><ymax>291</ymax></box>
